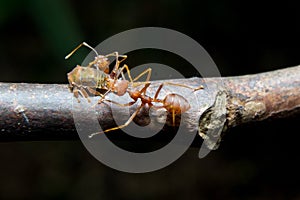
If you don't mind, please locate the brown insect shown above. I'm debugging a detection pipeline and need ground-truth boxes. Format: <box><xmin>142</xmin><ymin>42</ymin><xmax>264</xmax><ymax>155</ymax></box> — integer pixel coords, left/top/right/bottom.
<box><xmin>65</xmin><ymin>42</ymin><xmax>152</xmax><ymax>103</ymax></box>
<box><xmin>89</xmin><ymin>82</ymin><xmax>203</xmax><ymax>138</ymax></box>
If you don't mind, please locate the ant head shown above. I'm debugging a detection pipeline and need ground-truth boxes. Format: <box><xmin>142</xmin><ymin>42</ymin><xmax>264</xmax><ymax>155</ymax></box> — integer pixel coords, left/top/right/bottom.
<box><xmin>114</xmin><ymin>79</ymin><xmax>129</xmax><ymax>96</ymax></box>
<box><xmin>94</xmin><ymin>56</ymin><xmax>110</xmax><ymax>73</ymax></box>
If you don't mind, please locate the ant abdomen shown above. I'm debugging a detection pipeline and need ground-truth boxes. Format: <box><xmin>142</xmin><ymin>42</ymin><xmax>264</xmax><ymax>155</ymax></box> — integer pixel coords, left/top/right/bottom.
<box><xmin>162</xmin><ymin>93</ymin><xmax>191</xmax><ymax>114</ymax></box>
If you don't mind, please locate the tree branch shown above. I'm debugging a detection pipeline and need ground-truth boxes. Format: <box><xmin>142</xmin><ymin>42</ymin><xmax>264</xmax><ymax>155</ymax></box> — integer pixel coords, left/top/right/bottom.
<box><xmin>0</xmin><ymin>65</ymin><xmax>299</xmax><ymax>144</ymax></box>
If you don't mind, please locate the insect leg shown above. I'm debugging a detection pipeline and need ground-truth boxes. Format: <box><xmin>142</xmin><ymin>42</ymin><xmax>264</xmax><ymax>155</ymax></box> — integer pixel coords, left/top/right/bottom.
<box><xmin>154</xmin><ymin>83</ymin><xmax>164</xmax><ymax>100</ymax></box>
<box><xmin>116</xmin><ymin>65</ymin><xmax>152</xmax><ymax>85</ymax></box>
<box><xmin>172</xmin><ymin>109</ymin><xmax>175</xmax><ymax>126</ymax></box>
<box><xmin>105</xmin><ymin>52</ymin><xmax>127</xmax><ymax>74</ymax></box>
<box><xmin>72</xmin><ymin>88</ymin><xmax>81</xmax><ymax>103</ymax></box>
<box><xmin>73</xmin><ymin>87</ymin><xmax>90</xmax><ymax>103</ymax></box>
<box><xmin>117</xmin><ymin>64</ymin><xmax>134</xmax><ymax>83</ymax></box>
<box><xmin>140</xmin><ymin>82</ymin><xmax>151</xmax><ymax>94</ymax></box>
<box><xmin>104</xmin><ymin>99</ymin><xmax>136</xmax><ymax>107</ymax></box>
<box><xmin>97</xmin><ymin>89</ymin><xmax>112</xmax><ymax>104</ymax></box>
<box><xmin>89</xmin><ymin>102</ymin><xmax>141</xmax><ymax>138</ymax></box>
<box><xmin>117</xmin><ymin>54</ymin><xmax>127</xmax><ymax>63</ymax></box>
<box><xmin>85</xmin><ymin>87</ymin><xmax>104</xmax><ymax>97</ymax></box>
<box><xmin>105</xmin><ymin>52</ymin><xmax>127</xmax><ymax>62</ymax></box>
<box><xmin>132</xmin><ymin>68</ymin><xmax>152</xmax><ymax>82</ymax></box>
<box><xmin>155</xmin><ymin>82</ymin><xmax>204</xmax><ymax>92</ymax></box>
<box><xmin>78</xmin><ymin>87</ymin><xmax>91</xmax><ymax>103</ymax></box>
<box><xmin>71</xmin><ymin>82</ymin><xmax>92</xmax><ymax>103</ymax></box>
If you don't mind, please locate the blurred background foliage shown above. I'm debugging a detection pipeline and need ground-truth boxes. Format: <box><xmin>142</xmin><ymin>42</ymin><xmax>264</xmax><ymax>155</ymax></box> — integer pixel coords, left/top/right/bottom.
<box><xmin>0</xmin><ymin>0</ymin><xmax>300</xmax><ymax>199</ymax></box>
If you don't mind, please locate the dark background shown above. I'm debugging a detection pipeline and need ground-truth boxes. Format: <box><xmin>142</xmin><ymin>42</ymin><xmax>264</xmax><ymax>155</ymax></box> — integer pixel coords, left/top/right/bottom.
<box><xmin>0</xmin><ymin>0</ymin><xmax>300</xmax><ymax>199</ymax></box>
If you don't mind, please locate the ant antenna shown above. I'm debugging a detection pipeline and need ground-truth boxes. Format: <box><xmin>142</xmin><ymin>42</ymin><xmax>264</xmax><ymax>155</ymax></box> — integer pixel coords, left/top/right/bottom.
<box><xmin>65</xmin><ymin>42</ymin><xmax>99</xmax><ymax>60</ymax></box>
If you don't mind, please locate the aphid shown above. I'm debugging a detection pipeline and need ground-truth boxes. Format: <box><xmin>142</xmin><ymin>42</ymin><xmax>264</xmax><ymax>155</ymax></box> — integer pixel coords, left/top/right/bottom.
<box><xmin>89</xmin><ymin>82</ymin><xmax>200</xmax><ymax>138</ymax></box>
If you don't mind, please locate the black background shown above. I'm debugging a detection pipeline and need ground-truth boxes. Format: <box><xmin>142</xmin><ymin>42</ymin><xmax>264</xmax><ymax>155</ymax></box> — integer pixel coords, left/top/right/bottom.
<box><xmin>0</xmin><ymin>0</ymin><xmax>299</xmax><ymax>199</ymax></box>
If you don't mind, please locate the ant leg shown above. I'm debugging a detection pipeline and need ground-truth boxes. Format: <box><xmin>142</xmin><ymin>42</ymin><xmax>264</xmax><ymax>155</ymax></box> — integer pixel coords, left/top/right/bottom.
<box><xmin>107</xmin><ymin>52</ymin><xmax>119</xmax><ymax>71</ymax></box>
<box><xmin>152</xmin><ymin>102</ymin><xmax>176</xmax><ymax>126</ymax></box>
<box><xmin>117</xmin><ymin>54</ymin><xmax>127</xmax><ymax>63</ymax></box>
<box><xmin>104</xmin><ymin>99</ymin><xmax>136</xmax><ymax>107</ymax></box>
<box><xmin>108</xmin><ymin>52</ymin><xmax>121</xmax><ymax>78</ymax></box>
<box><xmin>105</xmin><ymin>52</ymin><xmax>127</xmax><ymax>74</ymax></box>
<box><xmin>154</xmin><ymin>83</ymin><xmax>164</xmax><ymax>100</ymax></box>
<box><xmin>113</xmin><ymin>65</ymin><xmax>151</xmax><ymax>95</ymax></box>
<box><xmin>156</xmin><ymin>82</ymin><xmax>204</xmax><ymax>92</ymax></box>
<box><xmin>172</xmin><ymin>110</ymin><xmax>175</xmax><ymax>126</ymax></box>
<box><xmin>89</xmin><ymin>103</ymin><xmax>141</xmax><ymax>138</ymax></box>
<box><xmin>140</xmin><ymin>82</ymin><xmax>151</xmax><ymax>94</ymax></box>
<box><xmin>97</xmin><ymin>89</ymin><xmax>112</xmax><ymax>104</ymax></box>
<box><xmin>105</xmin><ymin>52</ymin><xmax>127</xmax><ymax>62</ymax></box>
<box><xmin>116</xmin><ymin>65</ymin><xmax>152</xmax><ymax>86</ymax></box>
<box><xmin>163</xmin><ymin>82</ymin><xmax>203</xmax><ymax>91</ymax></box>
<box><xmin>107</xmin><ymin>52</ymin><xmax>127</xmax><ymax>65</ymax></box>
<box><xmin>132</xmin><ymin>68</ymin><xmax>152</xmax><ymax>82</ymax></box>
<box><xmin>118</xmin><ymin>64</ymin><xmax>134</xmax><ymax>83</ymax></box>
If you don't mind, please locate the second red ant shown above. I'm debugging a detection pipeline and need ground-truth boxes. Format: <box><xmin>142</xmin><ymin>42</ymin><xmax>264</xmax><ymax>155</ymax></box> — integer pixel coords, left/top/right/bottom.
<box><xmin>89</xmin><ymin>82</ymin><xmax>203</xmax><ymax>138</ymax></box>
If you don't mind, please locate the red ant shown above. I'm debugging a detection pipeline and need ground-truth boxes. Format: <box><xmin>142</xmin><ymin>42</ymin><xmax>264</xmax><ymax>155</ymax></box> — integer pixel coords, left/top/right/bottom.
<box><xmin>89</xmin><ymin>82</ymin><xmax>203</xmax><ymax>138</ymax></box>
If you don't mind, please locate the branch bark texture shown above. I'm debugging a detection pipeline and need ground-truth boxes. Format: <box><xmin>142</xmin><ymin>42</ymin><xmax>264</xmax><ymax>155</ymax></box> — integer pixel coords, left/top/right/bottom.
<box><xmin>0</xmin><ymin>65</ymin><xmax>299</xmax><ymax>142</ymax></box>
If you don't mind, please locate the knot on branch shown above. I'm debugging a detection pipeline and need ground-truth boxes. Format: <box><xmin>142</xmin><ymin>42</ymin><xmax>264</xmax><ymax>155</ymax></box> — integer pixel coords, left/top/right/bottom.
<box><xmin>198</xmin><ymin>91</ymin><xmax>227</xmax><ymax>150</ymax></box>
